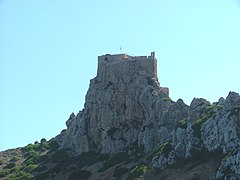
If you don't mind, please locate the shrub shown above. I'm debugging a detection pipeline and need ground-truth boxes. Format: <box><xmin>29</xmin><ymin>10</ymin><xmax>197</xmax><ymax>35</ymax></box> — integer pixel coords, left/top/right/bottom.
<box><xmin>0</xmin><ymin>158</ymin><xmax>3</xmax><ymax>165</ymax></box>
<box><xmin>68</xmin><ymin>169</ymin><xmax>91</xmax><ymax>180</ymax></box>
<box><xmin>126</xmin><ymin>164</ymin><xmax>148</xmax><ymax>180</ymax></box>
<box><xmin>37</xmin><ymin>154</ymin><xmax>49</xmax><ymax>163</ymax></box>
<box><xmin>61</xmin><ymin>129</ymin><xmax>67</xmax><ymax>134</ymax></box>
<box><xmin>23</xmin><ymin>151</ymin><xmax>41</xmax><ymax>165</ymax></box>
<box><xmin>40</xmin><ymin>138</ymin><xmax>47</xmax><ymax>143</ymax></box>
<box><xmin>153</xmin><ymin>141</ymin><xmax>172</xmax><ymax>158</ymax></box>
<box><xmin>15</xmin><ymin>171</ymin><xmax>33</xmax><ymax>180</ymax></box>
<box><xmin>100</xmin><ymin>152</ymin><xmax>129</xmax><ymax>172</ymax></box>
<box><xmin>22</xmin><ymin>164</ymin><xmax>38</xmax><ymax>173</ymax></box>
<box><xmin>0</xmin><ymin>169</ymin><xmax>10</xmax><ymax>178</ymax></box>
<box><xmin>177</xmin><ymin>118</ymin><xmax>187</xmax><ymax>129</ymax></box>
<box><xmin>22</xmin><ymin>143</ymin><xmax>41</xmax><ymax>153</ymax></box>
<box><xmin>3</xmin><ymin>162</ymin><xmax>16</xmax><ymax>169</ymax></box>
<box><xmin>67</xmin><ymin>151</ymin><xmax>104</xmax><ymax>169</ymax></box>
<box><xmin>113</xmin><ymin>166</ymin><xmax>129</xmax><ymax>178</ymax></box>
<box><xmin>10</xmin><ymin>156</ymin><xmax>21</xmax><ymax>162</ymax></box>
<box><xmin>229</xmin><ymin>106</ymin><xmax>240</xmax><ymax>117</ymax></box>
<box><xmin>192</xmin><ymin>115</ymin><xmax>210</xmax><ymax>138</ymax></box>
<box><xmin>48</xmin><ymin>139</ymin><xmax>59</xmax><ymax>150</ymax></box>
<box><xmin>32</xmin><ymin>165</ymin><xmax>48</xmax><ymax>172</ymax></box>
<box><xmin>52</xmin><ymin>149</ymin><xmax>69</xmax><ymax>161</ymax></box>
<box><xmin>162</xmin><ymin>97</ymin><xmax>174</xmax><ymax>103</ymax></box>
<box><xmin>34</xmin><ymin>171</ymin><xmax>50</xmax><ymax>180</ymax></box>
<box><xmin>191</xmin><ymin>105</ymin><xmax>222</xmax><ymax>139</ymax></box>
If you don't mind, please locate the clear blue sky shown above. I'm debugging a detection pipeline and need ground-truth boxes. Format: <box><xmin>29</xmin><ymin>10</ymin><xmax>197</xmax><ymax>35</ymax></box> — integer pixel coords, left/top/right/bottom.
<box><xmin>0</xmin><ymin>0</ymin><xmax>240</xmax><ymax>151</ymax></box>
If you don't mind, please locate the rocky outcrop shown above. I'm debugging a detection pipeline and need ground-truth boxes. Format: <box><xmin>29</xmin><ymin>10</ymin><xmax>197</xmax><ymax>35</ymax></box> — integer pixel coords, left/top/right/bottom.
<box><xmin>58</xmin><ymin>53</ymin><xmax>175</xmax><ymax>154</ymax></box>
<box><xmin>55</xmin><ymin>53</ymin><xmax>240</xmax><ymax>179</ymax></box>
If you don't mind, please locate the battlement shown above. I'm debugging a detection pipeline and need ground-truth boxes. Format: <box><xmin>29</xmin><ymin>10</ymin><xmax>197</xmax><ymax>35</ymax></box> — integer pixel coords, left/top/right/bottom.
<box><xmin>97</xmin><ymin>52</ymin><xmax>158</xmax><ymax>82</ymax></box>
<box><xmin>98</xmin><ymin>52</ymin><xmax>156</xmax><ymax>62</ymax></box>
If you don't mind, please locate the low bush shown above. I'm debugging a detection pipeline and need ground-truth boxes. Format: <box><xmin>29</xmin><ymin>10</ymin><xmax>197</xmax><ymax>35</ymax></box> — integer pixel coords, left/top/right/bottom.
<box><xmin>100</xmin><ymin>152</ymin><xmax>129</xmax><ymax>172</ymax></box>
<box><xmin>32</xmin><ymin>165</ymin><xmax>48</xmax><ymax>172</ymax></box>
<box><xmin>126</xmin><ymin>164</ymin><xmax>148</xmax><ymax>180</ymax></box>
<box><xmin>162</xmin><ymin>97</ymin><xmax>174</xmax><ymax>103</ymax></box>
<box><xmin>10</xmin><ymin>156</ymin><xmax>21</xmax><ymax>162</ymax></box>
<box><xmin>113</xmin><ymin>166</ymin><xmax>129</xmax><ymax>178</ymax></box>
<box><xmin>177</xmin><ymin>118</ymin><xmax>187</xmax><ymax>129</ymax></box>
<box><xmin>153</xmin><ymin>141</ymin><xmax>172</xmax><ymax>159</ymax></box>
<box><xmin>3</xmin><ymin>162</ymin><xmax>16</xmax><ymax>169</ymax></box>
<box><xmin>229</xmin><ymin>106</ymin><xmax>240</xmax><ymax>117</ymax></box>
<box><xmin>192</xmin><ymin>105</ymin><xmax>223</xmax><ymax>138</ymax></box>
<box><xmin>34</xmin><ymin>171</ymin><xmax>50</xmax><ymax>180</ymax></box>
<box><xmin>0</xmin><ymin>169</ymin><xmax>10</xmax><ymax>178</ymax></box>
<box><xmin>68</xmin><ymin>169</ymin><xmax>91</xmax><ymax>180</ymax></box>
<box><xmin>22</xmin><ymin>164</ymin><xmax>38</xmax><ymax>173</ymax></box>
<box><xmin>22</xmin><ymin>143</ymin><xmax>41</xmax><ymax>153</ymax></box>
<box><xmin>52</xmin><ymin>149</ymin><xmax>69</xmax><ymax>162</ymax></box>
<box><xmin>15</xmin><ymin>171</ymin><xmax>33</xmax><ymax>180</ymax></box>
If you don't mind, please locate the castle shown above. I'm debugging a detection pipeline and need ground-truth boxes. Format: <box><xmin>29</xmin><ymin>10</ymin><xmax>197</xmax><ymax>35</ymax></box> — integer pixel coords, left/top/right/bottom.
<box><xmin>97</xmin><ymin>52</ymin><xmax>169</xmax><ymax>96</ymax></box>
<box><xmin>97</xmin><ymin>52</ymin><xmax>157</xmax><ymax>79</ymax></box>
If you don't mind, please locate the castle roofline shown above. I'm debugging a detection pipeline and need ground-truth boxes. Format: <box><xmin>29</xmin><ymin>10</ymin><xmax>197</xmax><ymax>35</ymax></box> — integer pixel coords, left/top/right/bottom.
<box><xmin>98</xmin><ymin>52</ymin><xmax>156</xmax><ymax>61</ymax></box>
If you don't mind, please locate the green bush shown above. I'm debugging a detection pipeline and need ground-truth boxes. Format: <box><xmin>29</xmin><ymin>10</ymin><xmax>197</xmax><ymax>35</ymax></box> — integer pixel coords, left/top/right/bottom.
<box><xmin>22</xmin><ymin>143</ymin><xmax>41</xmax><ymax>153</ymax></box>
<box><xmin>48</xmin><ymin>140</ymin><xmax>59</xmax><ymax>151</ymax></box>
<box><xmin>32</xmin><ymin>165</ymin><xmax>48</xmax><ymax>172</ymax></box>
<box><xmin>15</xmin><ymin>171</ymin><xmax>33</xmax><ymax>180</ymax></box>
<box><xmin>10</xmin><ymin>156</ymin><xmax>21</xmax><ymax>162</ymax></box>
<box><xmin>229</xmin><ymin>106</ymin><xmax>240</xmax><ymax>117</ymax></box>
<box><xmin>191</xmin><ymin>105</ymin><xmax>222</xmax><ymax>138</ymax></box>
<box><xmin>68</xmin><ymin>169</ymin><xmax>91</xmax><ymax>180</ymax></box>
<box><xmin>126</xmin><ymin>164</ymin><xmax>148</xmax><ymax>180</ymax></box>
<box><xmin>177</xmin><ymin>118</ymin><xmax>187</xmax><ymax>129</ymax></box>
<box><xmin>0</xmin><ymin>169</ymin><xmax>10</xmax><ymax>178</ymax></box>
<box><xmin>153</xmin><ymin>141</ymin><xmax>172</xmax><ymax>158</ymax></box>
<box><xmin>37</xmin><ymin>154</ymin><xmax>49</xmax><ymax>163</ymax></box>
<box><xmin>3</xmin><ymin>162</ymin><xmax>16</xmax><ymax>169</ymax></box>
<box><xmin>162</xmin><ymin>97</ymin><xmax>174</xmax><ymax>103</ymax></box>
<box><xmin>192</xmin><ymin>115</ymin><xmax>211</xmax><ymax>138</ymax></box>
<box><xmin>9</xmin><ymin>166</ymin><xmax>20</xmax><ymax>174</ymax></box>
<box><xmin>100</xmin><ymin>152</ymin><xmax>129</xmax><ymax>172</ymax></box>
<box><xmin>34</xmin><ymin>171</ymin><xmax>50</xmax><ymax>180</ymax></box>
<box><xmin>0</xmin><ymin>158</ymin><xmax>3</xmax><ymax>165</ymax></box>
<box><xmin>23</xmin><ymin>151</ymin><xmax>41</xmax><ymax>165</ymax></box>
<box><xmin>113</xmin><ymin>166</ymin><xmax>129</xmax><ymax>178</ymax></box>
<box><xmin>52</xmin><ymin>149</ymin><xmax>69</xmax><ymax>161</ymax></box>
<box><xmin>206</xmin><ymin>105</ymin><xmax>223</xmax><ymax>113</ymax></box>
<box><xmin>22</xmin><ymin>164</ymin><xmax>38</xmax><ymax>173</ymax></box>
<box><xmin>40</xmin><ymin>138</ymin><xmax>47</xmax><ymax>143</ymax></box>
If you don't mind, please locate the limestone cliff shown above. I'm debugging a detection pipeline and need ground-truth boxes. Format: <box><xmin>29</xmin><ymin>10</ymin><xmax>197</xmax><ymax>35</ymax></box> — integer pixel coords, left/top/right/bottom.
<box><xmin>58</xmin><ymin>53</ymin><xmax>174</xmax><ymax>154</ymax></box>
<box><xmin>55</xmin><ymin>53</ymin><xmax>240</xmax><ymax>179</ymax></box>
<box><xmin>1</xmin><ymin>53</ymin><xmax>239</xmax><ymax>180</ymax></box>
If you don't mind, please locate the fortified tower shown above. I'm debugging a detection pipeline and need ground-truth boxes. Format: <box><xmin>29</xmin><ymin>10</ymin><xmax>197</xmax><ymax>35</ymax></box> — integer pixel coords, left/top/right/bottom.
<box><xmin>97</xmin><ymin>52</ymin><xmax>158</xmax><ymax>85</ymax></box>
<box><xmin>96</xmin><ymin>52</ymin><xmax>169</xmax><ymax>96</ymax></box>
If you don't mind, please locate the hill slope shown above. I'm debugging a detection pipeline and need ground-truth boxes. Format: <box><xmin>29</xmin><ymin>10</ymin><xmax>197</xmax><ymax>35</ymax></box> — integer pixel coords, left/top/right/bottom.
<box><xmin>1</xmin><ymin>53</ymin><xmax>240</xmax><ymax>180</ymax></box>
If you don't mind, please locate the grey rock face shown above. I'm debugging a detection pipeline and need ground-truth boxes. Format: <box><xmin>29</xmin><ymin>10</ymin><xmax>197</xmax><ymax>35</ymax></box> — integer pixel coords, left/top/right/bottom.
<box><xmin>59</xmin><ymin>53</ymin><xmax>175</xmax><ymax>155</ymax></box>
<box><xmin>56</xmin><ymin>53</ymin><xmax>240</xmax><ymax>178</ymax></box>
<box><xmin>216</xmin><ymin>150</ymin><xmax>240</xmax><ymax>179</ymax></box>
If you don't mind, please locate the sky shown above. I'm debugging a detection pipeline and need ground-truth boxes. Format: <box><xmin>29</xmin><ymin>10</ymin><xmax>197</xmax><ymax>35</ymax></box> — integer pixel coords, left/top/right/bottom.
<box><xmin>0</xmin><ymin>0</ymin><xmax>240</xmax><ymax>151</ymax></box>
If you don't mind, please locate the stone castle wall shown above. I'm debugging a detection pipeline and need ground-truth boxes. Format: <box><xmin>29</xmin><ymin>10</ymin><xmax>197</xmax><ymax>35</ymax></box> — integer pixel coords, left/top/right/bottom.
<box><xmin>97</xmin><ymin>52</ymin><xmax>158</xmax><ymax>83</ymax></box>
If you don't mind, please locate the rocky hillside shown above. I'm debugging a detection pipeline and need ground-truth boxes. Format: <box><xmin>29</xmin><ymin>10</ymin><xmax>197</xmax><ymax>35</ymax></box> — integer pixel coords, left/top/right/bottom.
<box><xmin>1</xmin><ymin>53</ymin><xmax>240</xmax><ymax>180</ymax></box>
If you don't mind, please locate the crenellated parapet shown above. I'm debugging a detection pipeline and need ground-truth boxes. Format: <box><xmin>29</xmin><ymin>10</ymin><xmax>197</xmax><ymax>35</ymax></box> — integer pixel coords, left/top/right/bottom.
<box><xmin>97</xmin><ymin>52</ymin><xmax>158</xmax><ymax>82</ymax></box>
